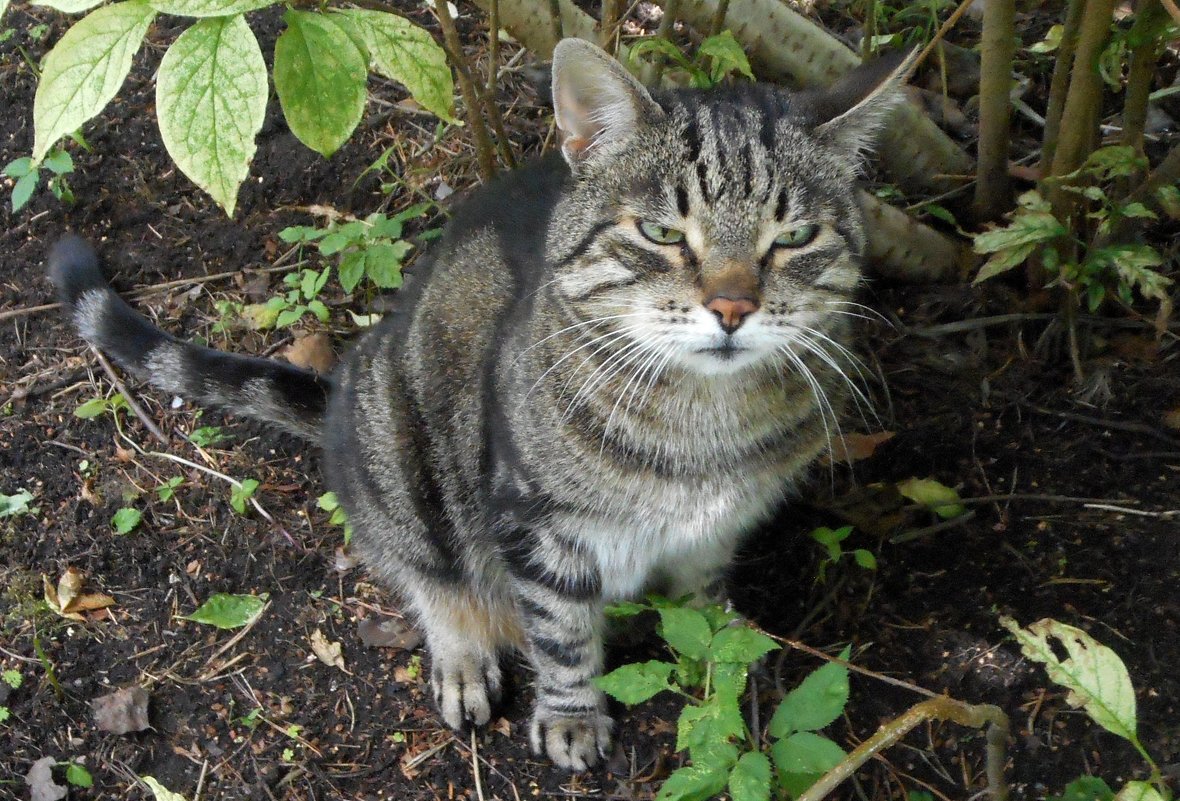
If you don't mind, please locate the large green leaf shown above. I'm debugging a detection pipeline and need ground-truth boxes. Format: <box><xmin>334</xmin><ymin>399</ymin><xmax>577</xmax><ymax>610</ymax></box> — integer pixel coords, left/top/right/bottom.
<box><xmin>182</xmin><ymin>592</ymin><xmax>266</xmax><ymax>629</ymax></box>
<box><xmin>273</xmin><ymin>10</ymin><xmax>367</xmax><ymax>157</ymax></box>
<box><xmin>594</xmin><ymin>660</ymin><xmax>676</xmax><ymax>705</ymax></box>
<box><xmin>728</xmin><ymin>751</ymin><xmax>771</xmax><ymax>801</ymax></box>
<box><xmin>33</xmin><ymin>0</ymin><xmax>158</xmax><ymax>161</ymax></box>
<box><xmin>335</xmin><ymin>9</ymin><xmax>454</xmax><ymax>123</ymax></box>
<box><xmin>708</xmin><ymin>625</ymin><xmax>779</xmax><ymax>665</ymax></box>
<box><xmin>658</xmin><ymin>606</ymin><xmax>712</xmax><ymax>660</ymax></box>
<box><xmin>768</xmin><ymin>657</ymin><xmax>850</xmax><ymax>737</ymax></box>
<box><xmin>1001</xmin><ymin>618</ymin><xmax>1138</xmax><ymax>745</ymax></box>
<box><xmin>31</xmin><ymin>0</ymin><xmax>105</xmax><ymax>14</ymax></box>
<box><xmin>770</xmin><ymin>731</ymin><xmax>845</xmax><ymax>775</ymax></box>
<box><xmin>156</xmin><ymin>15</ymin><xmax>267</xmax><ymax>215</ymax></box>
<box><xmin>149</xmin><ymin>0</ymin><xmax>273</xmax><ymax>17</ymax></box>
<box><xmin>657</xmin><ymin>755</ymin><xmax>734</xmax><ymax>801</ymax></box>
<box><xmin>1114</xmin><ymin>783</ymin><xmax>1165</xmax><ymax>801</ymax></box>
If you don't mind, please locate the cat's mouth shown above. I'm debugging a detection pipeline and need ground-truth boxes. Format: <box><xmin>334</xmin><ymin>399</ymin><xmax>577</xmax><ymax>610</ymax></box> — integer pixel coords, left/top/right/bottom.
<box><xmin>696</xmin><ymin>341</ymin><xmax>745</xmax><ymax>359</ymax></box>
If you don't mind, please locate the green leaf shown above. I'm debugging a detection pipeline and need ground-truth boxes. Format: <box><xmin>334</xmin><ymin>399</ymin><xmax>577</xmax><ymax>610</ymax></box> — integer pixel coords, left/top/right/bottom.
<box><xmin>712</xmin><ymin>662</ymin><xmax>747</xmax><ymax>705</ymax></box>
<box><xmin>149</xmin><ymin>0</ymin><xmax>273</xmax><ymax>15</ymax></box>
<box><xmin>658</xmin><ymin>607</ymin><xmax>713</xmax><ymax>659</ymax></box>
<box><xmin>189</xmin><ymin>425</ymin><xmax>227</xmax><ymax>447</ymax></box>
<box><xmin>896</xmin><ymin>477</ymin><xmax>966</xmax><ymax>519</ymax></box>
<box><xmin>156</xmin><ymin>15</ymin><xmax>268</xmax><ymax>216</ymax></box>
<box><xmin>768</xmin><ymin>656</ymin><xmax>849</xmax><ymax>737</ymax></box>
<box><xmin>1079</xmin><ymin>145</ymin><xmax>1145</xmax><ymax>180</ymax></box>
<box><xmin>1113</xmin><ymin>783</ymin><xmax>1165</xmax><ymax>801</ymax></box>
<box><xmin>307</xmin><ymin>299</ymin><xmax>329</xmax><ymax>323</ymax></box>
<box><xmin>229</xmin><ymin>478</ymin><xmax>259</xmax><ymax>514</ymax></box>
<box><xmin>66</xmin><ymin>762</ymin><xmax>93</xmax><ymax>788</ymax></box>
<box><xmin>708</xmin><ymin>626</ymin><xmax>779</xmax><ymax>664</ymax></box>
<box><xmin>630</xmin><ymin>36</ymin><xmax>693</xmax><ymax>71</ymax></box>
<box><xmin>1029</xmin><ymin>23</ymin><xmax>1063</xmax><ymax>53</ymax></box>
<box><xmin>2</xmin><ymin>157</ymin><xmax>34</xmax><ymax>178</ymax></box>
<box><xmin>273</xmin><ymin>11</ymin><xmax>368</xmax><ymax>157</ymax></box>
<box><xmin>676</xmin><ymin>696</ymin><xmax>746</xmax><ymax>753</ymax></box>
<box><xmin>336</xmin><ymin>9</ymin><xmax>455</xmax><ymax>123</ymax></box>
<box><xmin>316</xmin><ymin>491</ymin><xmax>340</xmax><ymax>511</ymax></box>
<box><xmin>1001</xmin><ymin>617</ymin><xmax>1138</xmax><ymax>745</ymax></box>
<box><xmin>275</xmin><ymin>306</ymin><xmax>305</xmax><ymax>328</ymax></box>
<box><xmin>0</xmin><ymin>490</ymin><xmax>36</xmax><ymax>518</ymax></box>
<box><xmin>852</xmin><ymin>549</ymin><xmax>877</xmax><ymax>570</ymax></box>
<box><xmin>1</xmin><ymin>669</ymin><xmax>22</xmax><ymax>688</ymax></box>
<box><xmin>728</xmin><ymin>751</ymin><xmax>771</xmax><ymax>801</ymax></box>
<box><xmin>33</xmin><ymin>0</ymin><xmax>158</xmax><ymax>161</ymax></box>
<box><xmin>656</xmin><ymin>760</ymin><xmax>732</xmax><ymax>801</ymax></box>
<box><xmin>1155</xmin><ymin>185</ymin><xmax>1180</xmax><ymax>219</ymax></box>
<box><xmin>594</xmin><ymin>660</ymin><xmax>676</xmax><ymax>705</ymax></box>
<box><xmin>337</xmin><ymin>251</ymin><xmax>365</xmax><ymax>293</ymax></box>
<box><xmin>11</xmin><ymin>171</ymin><xmax>40</xmax><ymax>212</ymax></box>
<box><xmin>0</xmin><ymin>706</ymin><xmax>10</xmax><ymax>723</ymax></box>
<box><xmin>974</xmin><ymin>242</ymin><xmax>1036</xmax><ymax>284</ymax></box>
<box><xmin>770</xmin><ymin>731</ymin><xmax>846</xmax><ymax>775</ymax></box>
<box><xmin>141</xmin><ymin>775</ymin><xmax>190</xmax><ymax>801</ymax></box>
<box><xmin>809</xmin><ymin>525</ymin><xmax>851</xmax><ymax>561</ymax></box>
<box><xmin>1050</xmin><ymin>777</ymin><xmax>1116</xmax><ymax>801</ymax></box>
<box><xmin>973</xmin><ymin>211</ymin><xmax>1066</xmax><ymax>255</ymax></box>
<box><xmin>30</xmin><ymin>0</ymin><xmax>104</xmax><ymax>14</ymax></box>
<box><xmin>698</xmin><ymin>30</ymin><xmax>754</xmax><ymax>82</ymax></box>
<box><xmin>111</xmin><ymin>507</ymin><xmax>142</xmax><ymax>534</ymax></box>
<box><xmin>319</xmin><ymin>231</ymin><xmax>352</xmax><ymax>256</ymax></box>
<box><xmin>1118</xmin><ymin>202</ymin><xmax>1156</xmax><ymax>220</ymax></box>
<box><xmin>182</xmin><ymin>592</ymin><xmax>265</xmax><ymax>629</ymax></box>
<box><xmin>156</xmin><ymin>476</ymin><xmax>183</xmax><ymax>502</ymax></box>
<box><xmin>364</xmin><ymin>241</ymin><xmax>411</xmax><ymax>289</ymax></box>
<box><xmin>75</xmin><ymin>396</ymin><xmax>111</xmax><ymax>418</ymax></box>
<box><xmin>42</xmin><ymin>149</ymin><xmax>74</xmax><ymax>174</ymax></box>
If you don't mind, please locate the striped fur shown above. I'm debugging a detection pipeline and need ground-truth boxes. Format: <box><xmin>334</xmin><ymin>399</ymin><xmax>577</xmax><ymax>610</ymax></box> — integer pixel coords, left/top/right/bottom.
<box><xmin>52</xmin><ymin>39</ymin><xmax>909</xmax><ymax>770</ymax></box>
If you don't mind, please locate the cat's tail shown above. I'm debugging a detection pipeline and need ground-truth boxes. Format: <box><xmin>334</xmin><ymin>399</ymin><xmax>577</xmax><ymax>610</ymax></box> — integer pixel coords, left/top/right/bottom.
<box><xmin>49</xmin><ymin>234</ymin><xmax>331</xmax><ymax>441</ymax></box>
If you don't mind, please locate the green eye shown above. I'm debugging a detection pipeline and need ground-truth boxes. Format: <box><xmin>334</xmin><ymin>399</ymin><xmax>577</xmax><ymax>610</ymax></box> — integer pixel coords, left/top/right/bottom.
<box><xmin>637</xmin><ymin>221</ymin><xmax>685</xmax><ymax>245</ymax></box>
<box><xmin>773</xmin><ymin>224</ymin><xmax>819</xmax><ymax>248</ymax></box>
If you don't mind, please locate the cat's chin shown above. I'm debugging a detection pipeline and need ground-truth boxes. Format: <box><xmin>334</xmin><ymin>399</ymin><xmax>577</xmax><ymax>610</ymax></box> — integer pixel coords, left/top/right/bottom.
<box><xmin>679</xmin><ymin>345</ymin><xmax>767</xmax><ymax>376</ymax></box>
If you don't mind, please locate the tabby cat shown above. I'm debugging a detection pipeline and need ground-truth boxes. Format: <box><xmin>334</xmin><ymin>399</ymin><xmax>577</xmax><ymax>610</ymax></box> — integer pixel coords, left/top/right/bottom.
<box><xmin>50</xmin><ymin>38</ymin><xmax>909</xmax><ymax>769</ymax></box>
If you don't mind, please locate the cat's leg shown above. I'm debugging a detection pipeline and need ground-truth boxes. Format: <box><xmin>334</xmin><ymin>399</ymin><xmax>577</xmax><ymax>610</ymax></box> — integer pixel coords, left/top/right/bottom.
<box><xmin>664</xmin><ymin>539</ymin><xmax>737</xmax><ymax>607</ymax></box>
<box><xmin>508</xmin><ymin>542</ymin><xmax>613</xmax><ymax>770</ymax></box>
<box><xmin>407</xmin><ymin>585</ymin><xmax>521</xmax><ymax>730</ymax></box>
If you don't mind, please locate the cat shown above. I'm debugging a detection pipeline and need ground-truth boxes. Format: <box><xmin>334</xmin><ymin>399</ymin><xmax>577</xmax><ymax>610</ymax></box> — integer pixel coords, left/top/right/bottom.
<box><xmin>49</xmin><ymin>37</ymin><xmax>910</xmax><ymax>770</ymax></box>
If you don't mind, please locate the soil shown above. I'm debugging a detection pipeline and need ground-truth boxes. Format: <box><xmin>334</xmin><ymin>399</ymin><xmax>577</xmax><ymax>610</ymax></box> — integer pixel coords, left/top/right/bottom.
<box><xmin>1</xmin><ymin>3</ymin><xmax>1178</xmax><ymax>801</ymax></box>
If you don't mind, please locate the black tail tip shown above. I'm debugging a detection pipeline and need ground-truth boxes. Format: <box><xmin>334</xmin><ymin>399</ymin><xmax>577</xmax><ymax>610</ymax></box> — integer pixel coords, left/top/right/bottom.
<box><xmin>48</xmin><ymin>234</ymin><xmax>108</xmax><ymax>306</ymax></box>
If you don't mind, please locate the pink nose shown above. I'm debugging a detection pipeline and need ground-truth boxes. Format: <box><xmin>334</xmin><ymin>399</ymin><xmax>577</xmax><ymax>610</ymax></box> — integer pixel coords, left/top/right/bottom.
<box><xmin>704</xmin><ymin>296</ymin><xmax>758</xmax><ymax>334</ymax></box>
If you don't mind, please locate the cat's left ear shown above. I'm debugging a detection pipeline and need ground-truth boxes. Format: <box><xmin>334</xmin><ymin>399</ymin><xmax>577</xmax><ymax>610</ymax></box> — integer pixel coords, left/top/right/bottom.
<box><xmin>809</xmin><ymin>48</ymin><xmax>917</xmax><ymax>163</ymax></box>
<box><xmin>551</xmin><ymin>38</ymin><xmax>664</xmax><ymax>167</ymax></box>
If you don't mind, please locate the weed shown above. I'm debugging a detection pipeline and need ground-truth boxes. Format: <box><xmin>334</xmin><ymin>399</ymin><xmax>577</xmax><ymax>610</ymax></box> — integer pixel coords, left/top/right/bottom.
<box><xmin>229</xmin><ymin>479</ymin><xmax>260</xmax><ymax>515</ymax></box>
<box><xmin>74</xmin><ymin>393</ymin><xmax>129</xmax><ymax>420</ymax></box>
<box><xmin>112</xmin><ymin>507</ymin><xmax>143</xmax><ymax>534</ymax></box>
<box><xmin>189</xmin><ymin>425</ymin><xmax>228</xmax><ymax>447</ymax></box>
<box><xmin>156</xmin><ymin>476</ymin><xmax>183</xmax><ymax>503</ymax></box>
<box><xmin>629</xmin><ymin>31</ymin><xmax>754</xmax><ymax>88</ymax></box>
<box><xmin>316</xmin><ymin>491</ymin><xmax>352</xmax><ymax>545</ymax></box>
<box><xmin>808</xmin><ymin>526</ymin><xmax>877</xmax><ymax>582</ymax></box>
<box><xmin>64</xmin><ymin>762</ymin><xmax>93</xmax><ymax>788</ymax></box>
<box><xmin>3</xmin><ymin>146</ymin><xmax>75</xmax><ymax>212</ymax></box>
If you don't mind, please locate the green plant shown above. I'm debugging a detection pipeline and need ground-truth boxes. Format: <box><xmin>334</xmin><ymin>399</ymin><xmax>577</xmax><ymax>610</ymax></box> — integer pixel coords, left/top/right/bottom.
<box><xmin>3</xmin><ymin>147</ymin><xmax>75</xmax><ymax>212</ymax></box>
<box><xmin>974</xmin><ymin>147</ymin><xmax>1171</xmax><ymax>313</ymax></box>
<box><xmin>1003</xmin><ymin>617</ymin><xmax>1171</xmax><ymax>801</ymax></box>
<box><xmin>14</xmin><ymin>0</ymin><xmax>454</xmax><ymax>216</ymax></box>
<box><xmin>188</xmin><ymin>425</ymin><xmax>228</xmax><ymax>447</ymax></box>
<box><xmin>64</xmin><ymin>762</ymin><xmax>93</xmax><ymax>788</ymax></box>
<box><xmin>74</xmin><ymin>393</ymin><xmax>129</xmax><ymax>420</ymax></box>
<box><xmin>229</xmin><ymin>478</ymin><xmax>260</xmax><ymax>514</ymax></box>
<box><xmin>155</xmin><ymin>476</ymin><xmax>183</xmax><ymax>502</ymax></box>
<box><xmin>112</xmin><ymin>507</ymin><xmax>143</xmax><ymax>534</ymax></box>
<box><xmin>2</xmin><ymin>669</ymin><xmax>22</xmax><ymax>689</ymax></box>
<box><xmin>598</xmin><ymin>597</ymin><xmax>852</xmax><ymax>801</ymax></box>
<box><xmin>316</xmin><ymin>491</ymin><xmax>353</xmax><ymax>545</ymax></box>
<box><xmin>628</xmin><ymin>30</ymin><xmax>754</xmax><ymax>88</ymax></box>
<box><xmin>0</xmin><ymin>490</ymin><xmax>38</xmax><ymax>518</ymax></box>
<box><xmin>808</xmin><ymin>526</ymin><xmax>877</xmax><ymax>582</ymax></box>
<box><xmin>279</xmin><ymin>204</ymin><xmax>435</xmax><ymax>295</ymax></box>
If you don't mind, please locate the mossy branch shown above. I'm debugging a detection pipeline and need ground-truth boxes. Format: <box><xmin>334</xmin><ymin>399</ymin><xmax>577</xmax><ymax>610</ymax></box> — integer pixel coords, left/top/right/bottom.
<box><xmin>1121</xmin><ymin>0</ymin><xmax>1168</xmax><ymax>159</ymax></box>
<box><xmin>1047</xmin><ymin>0</ymin><xmax>1116</xmax><ymax>184</ymax></box>
<box><xmin>972</xmin><ymin>0</ymin><xmax>1015</xmax><ymax>222</ymax></box>
<box><xmin>662</xmin><ymin>0</ymin><xmax>975</xmax><ymax>193</ymax></box>
<box><xmin>796</xmin><ymin>696</ymin><xmax>1011</xmax><ymax>801</ymax></box>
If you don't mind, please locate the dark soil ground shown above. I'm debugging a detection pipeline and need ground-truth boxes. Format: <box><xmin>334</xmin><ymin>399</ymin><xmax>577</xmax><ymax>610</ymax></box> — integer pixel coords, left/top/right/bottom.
<box><xmin>2</xmin><ymin>3</ymin><xmax>1178</xmax><ymax>801</ymax></box>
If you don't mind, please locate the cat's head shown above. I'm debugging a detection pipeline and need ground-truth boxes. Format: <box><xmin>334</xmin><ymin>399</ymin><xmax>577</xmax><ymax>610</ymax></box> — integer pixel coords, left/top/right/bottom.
<box><xmin>546</xmin><ymin>38</ymin><xmax>911</xmax><ymax>376</ymax></box>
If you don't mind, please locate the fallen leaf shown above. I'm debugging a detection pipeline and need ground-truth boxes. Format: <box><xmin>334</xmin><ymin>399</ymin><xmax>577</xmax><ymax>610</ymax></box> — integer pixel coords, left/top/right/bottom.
<box><xmin>25</xmin><ymin>756</ymin><xmax>67</xmax><ymax>801</ymax></box>
<box><xmin>824</xmin><ymin>431</ymin><xmax>895</xmax><ymax>465</ymax></box>
<box><xmin>91</xmin><ymin>686</ymin><xmax>151</xmax><ymax>734</ymax></box>
<box><xmin>241</xmin><ymin>303</ymin><xmax>279</xmax><ymax>330</ymax></box>
<box><xmin>181</xmin><ymin>593</ymin><xmax>266</xmax><ymax>629</ymax></box>
<box><xmin>393</xmin><ymin>665</ymin><xmax>419</xmax><ymax>684</ymax></box>
<box><xmin>896</xmin><ymin>477</ymin><xmax>967</xmax><ymax>519</ymax></box>
<box><xmin>492</xmin><ymin>717</ymin><xmax>511</xmax><ymax>736</ymax></box>
<box><xmin>43</xmin><ymin>569</ymin><xmax>116</xmax><ymax>621</ymax></box>
<box><xmin>283</xmin><ymin>333</ymin><xmax>337</xmax><ymax>374</ymax></box>
<box><xmin>310</xmin><ymin>629</ymin><xmax>346</xmax><ymax>671</ymax></box>
<box><xmin>334</xmin><ymin>547</ymin><xmax>359</xmax><ymax>572</ymax></box>
<box><xmin>357</xmin><ymin>617</ymin><xmax>423</xmax><ymax>651</ymax></box>
<box><xmin>141</xmin><ymin>776</ymin><xmax>189</xmax><ymax>801</ymax></box>
<box><xmin>1164</xmin><ymin>407</ymin><xmax>1180</xmax><ymax>431</ymax></box>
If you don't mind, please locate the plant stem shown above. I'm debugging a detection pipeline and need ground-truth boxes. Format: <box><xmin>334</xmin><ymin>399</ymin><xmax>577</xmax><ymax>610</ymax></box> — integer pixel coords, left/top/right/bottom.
<box><xmin>1047</xmin><ymin>0</ymin><xmax>1116</xmax><ymax>183</ymax></box>
<box><xmin>641</xmin><ymin>0</ymin><xmax>681</xmax><ymax>85</ymax></box>
<box><xmin>434</xmin><ymin>0</ymin><xmax>499</xmax><ymax>181</ymax></box>
<box><xmin>972</xmin><ymin>0</ymin><xmax>1016</xmax><ymax>222</ymax></box>
<box><xmin>1040</xmin><ymin>0</ymin><xmax>1085</xmax><ymax>176</ymax></box>
<box><xmin>547</xmin><ymin>0</ymin><xmax>564</xmax><ymax>46</ymax></box>
<box><xmin>1121</xmin><ymin>0</ymin><xmax>1168</xmax><ymax>159</ymax></box>
<box><xmin>600</xmin><ymin>0</ymin><xmax>623</xmax><ymax>53</ymax></box>
<box><xmin>707</xmin><ymin>0</ymin><xmax>729</xmax><ymax>36</ymax></box>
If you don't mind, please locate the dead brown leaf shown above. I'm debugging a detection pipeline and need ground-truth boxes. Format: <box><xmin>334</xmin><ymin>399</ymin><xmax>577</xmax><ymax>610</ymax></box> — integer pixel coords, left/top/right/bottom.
<box><xmin>283</xmin><ymin>333</ymin><xmax>337</xmax><ymax>374</ymax></box>
<box><xmin>1164</xmin><ymin>406</ymin><xmax>1180</xmax><ymax>431</ymax></box>
<box><xmin>91</xmin><ymin>686</ymin><xmax>151</xmax><ymax>734</ymax></box>
<box><xmin>824</xmin><ymin>431</ymin><xmax>895</xmax><ymax>465</ymax></box>
<box><xmin>43</xmin><ymin>568</ymin><xmax>116</xmax><ymax>621</ymax></box>
<box><xmin>357</xmin><ymin>617</ymin><xmax>424</xmax><ymax>651</ymax></box>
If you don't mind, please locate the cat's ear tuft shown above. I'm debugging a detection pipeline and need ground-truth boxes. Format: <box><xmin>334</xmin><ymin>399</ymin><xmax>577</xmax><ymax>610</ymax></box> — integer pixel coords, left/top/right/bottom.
<box><xmin>551</xmin><ymin>38</ymin><xmax>664</xmax><ymax>166</ymax></box>
<box><xmin>809</xmin><ymin>48</ymin><xmax>917</xmax><ymax>165</ymax></box>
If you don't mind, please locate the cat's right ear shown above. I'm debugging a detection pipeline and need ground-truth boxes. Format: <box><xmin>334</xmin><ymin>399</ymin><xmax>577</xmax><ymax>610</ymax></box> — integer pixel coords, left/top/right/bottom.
<box><xmin>551</xmin><ymin>38</ymin><xmax>664</xmax><ymax>167</ymax></box>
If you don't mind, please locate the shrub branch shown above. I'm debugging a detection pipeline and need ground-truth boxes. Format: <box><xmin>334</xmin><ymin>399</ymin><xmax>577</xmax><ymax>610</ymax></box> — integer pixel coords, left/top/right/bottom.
<box><xmin>972</xmin><ymin>0</ymin><xmax>1015</xmax><ymax>222</ymax></box>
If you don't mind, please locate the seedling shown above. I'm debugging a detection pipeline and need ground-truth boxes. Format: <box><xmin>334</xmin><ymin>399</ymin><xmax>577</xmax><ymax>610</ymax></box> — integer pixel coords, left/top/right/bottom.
<box><xmin>74</xmin><ymin>393</ymin><xmax>129</xmax><ymax>420</ymax></box>
<box><xmin>111</xmin><ymin>507</ymin><xmax>142</xmax><ymax>534</ymax></box>
<box><xmin>3</xmin><ymin>147</ymin><xmax>75</xmax><ymax>212</ymax></box>
<box><xmin>229</xmin><ymin>479</ymin><xmax>260</xmax><ymax>515</ymax></box>
<box><xmin>629</xmin><ymin>30</ymin><xmax>754</xmax><ymax>88</ymax></box>
<box><xmin>316</xmin><ymin>491</ymin><xmax>352</xmax><ymax>545</ymax></box>
<box><xmin>156</xmin><ymin>476</ymin><xmax>183</xmax><ymax>503</ymax></box>
<box><xmin>808</xmin><ymin>526</ymin><xmax>877</xmax><ymax>582</ymax></box>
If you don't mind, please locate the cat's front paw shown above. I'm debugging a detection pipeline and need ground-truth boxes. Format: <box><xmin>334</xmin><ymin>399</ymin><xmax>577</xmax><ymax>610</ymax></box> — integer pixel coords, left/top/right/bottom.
<box><xmin>529</xmin><ymin>706</ymin><xmax>613</xmax><ymax>770</ymax></box>
<box><xmin>430</xmin><ymin>650</ymin><xmax>502</xmax><ymax>730</ymax></box>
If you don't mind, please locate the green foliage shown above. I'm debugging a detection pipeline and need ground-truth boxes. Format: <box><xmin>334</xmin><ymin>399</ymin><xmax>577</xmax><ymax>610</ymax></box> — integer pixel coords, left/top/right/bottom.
<box><xmin>973</xmin><ymin>148</ymin><xmax>1172</xmax><ymax>313</ymax></box>
<box><xmin>807</xmin><ymin>526</ymin><xmax>877</xmax><ymax>581</ymax></box>
<box><xmin>188</xmin><ymin>425</ymin><xmax>228</xmax><ymax>447</ymax></box>
<box><xmin>249</xmin><ymin>267</ymin><xmax>332</xmax><ymax>329</ymax></box>
<box><xmin>182</xmin><ymin>592</ymin><xmax>266</xmax><ymax>629</ymax></box>
<box><xmin>1</xmin><ymin>669</ymin><xmax>22</xmax><ymax>689</ymax></box>
<box><xmin>1003</xmin><ymin>617</ymin><xmax>1171</xmax><ymax>800</ymax></box>
<box><xmin>74</xmin><ymin>393</ymin><xmax>129</xmax><ymax>420</ymax></box>
<box><xmin>22</xmin><ymin>0</ymin><xmax>453</xmax><ymax>215</ymax></box>
<box><xmin>316</xmin><ymin>491</ymin><xmax>353</xmax><ymax>545</ymax></box>
<box><xmin>598</xmin><ymin>598</ymin><xmax>854</xmax><ymax>800</ymax></box>
<box><xmin>895</xmin><ymin>477</ymin><xmax>967</xmax><ymax>519</ymax></box>
<box><xmin>3</xmin><ymin>147</ymin><xmax>75</xmax><ymax>212</ymax></box>
<box><xmin>0</xmin><ymin>706</ymin><xmax>9</xmax><ymax>723</ymax></box>
<box><xmin>155</xmin><ymin>476</ymin><xmax>183</xmax><ymax>502</ymax></box>
<box><xmin>629</xmin><ymin>31</ymin><xmax>754</xmax><ymax>88</ymax></box>
<box><xmin>229</xmin><ymin>478</ymin><xmax>259</xmax><ymax>514</ymax></box>
<box><xmin>0</xmin><ymin>489</ymin><xmax>38</xmax><ymax>518</ymax></box>
<box><xmin>111</xmin><ymin>506</ymin><xmax>143</xmax><ymax>534</ymax></box>
<box><xmin>65</xmin><ymin>762</ymin><xmax>94</xmax><ymax>788</ymax></box>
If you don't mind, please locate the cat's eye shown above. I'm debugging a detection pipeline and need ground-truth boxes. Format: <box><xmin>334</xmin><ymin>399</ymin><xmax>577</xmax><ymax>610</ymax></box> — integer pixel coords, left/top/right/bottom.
<box><xmin>773</xmin><ymin>224</ymin><xmax>819</xmax><ymax>249</ymax></box>
<box><xmin>637</xmin><ymin>221</ymin><xmax>685</xmax><ymax>245</ymax></box>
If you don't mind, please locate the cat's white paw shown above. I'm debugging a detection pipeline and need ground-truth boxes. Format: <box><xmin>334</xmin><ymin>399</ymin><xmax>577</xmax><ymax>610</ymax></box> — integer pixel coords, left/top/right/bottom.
<box><xmin>529</xmin><ymin>707</ymin><xmax>613</xmax><ymax>771</ymax></box>
<box><xmin>430</xmin><ymin>650</ymin><xmax>502</xmax><ymax>730</ymax></box>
